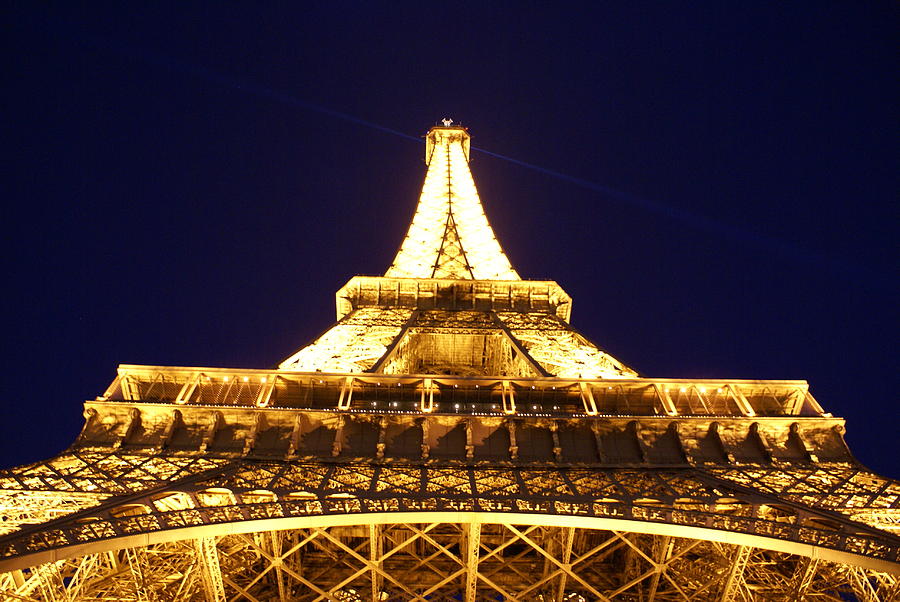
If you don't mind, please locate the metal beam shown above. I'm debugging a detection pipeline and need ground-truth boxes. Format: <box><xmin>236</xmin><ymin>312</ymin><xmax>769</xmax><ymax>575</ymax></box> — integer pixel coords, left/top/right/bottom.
<box><xmin>267</xmin><ymin>531</ymin><xmax>288</xmax><ymax>602</ymax></box>
<box><xmin>14</xmin><ymin>561</ymin><xmax>64</xmax><ymax>601</ymax></box>
<box><xmin>849</xmin><ymin>566</ymin><xmax>880</xmax><ymax>602</ymax></box>
<box><xmin>234</xmin><ymin>531</ymin><xmax>322</xmax><ymax>599</ymax></box>
<box><xmin>65</xmin><ymin>553</ymin><xmax>99</xmax><ymax>600</ymax></box>
<box><xmin>505</xmin><ymin>524</ymin><xmax>610</xmax><ymax>601</ymax></box>
<box><xmin>369</xmin><ymin>523</ymin><xmax>382</xmax><ymax>602</ymax></box>
<box><xmin>647</xmin><ymin>536</ymin><xmax>672</xmax><ymax>601</ymax></box>
<box><xmin>221</xmin><ymin>575</ymin><xmax>265</xmax><ymax>602</ymax></box>
<box><xmin>310</xmin><ymin>527</ymin><xmax>420</xmax><ymax>599</ymax></box>
<box><xmin>727</xmin><ymin>384</ymin><xmax>755</xmax><ymax>417</ymax></box>
<box><xmin>789</xmin><ymin>557</ymin><xmax>818</xmax><ymax>599</ymax></box>
<box><xmin>501</xmin><ymin>380</ymin><xmax>516</xmax><ymax>414</ymax></box>
<box><xmin>367</xmin><ymin>310</ymin><xmax>420</xmax><ymax>373</ymax></box>
<box><xmin>464</xmin><ymin>522</ymin><xmax>481</xmax><ymax>602</ymax></box>
<box><xmin>579</xmin><ymin>382</ymin><xmax>598</xmax><ymax>415</ymax></box>
<box><xmin>124</xmin><ymin>546</ymin><xmax>155</xmax><ymax>602</ymax></box>
<box><xmin>555</xmin><ymin>527</ymin><xmax>575</xmax><ymax>601</ymax></box>
<box><xmin>718</xmin><ymin>545</ymin><xmax>751</xmax><ymax>602</ymax></box>
<box><xmin>492</xmin><ymin>313</ymin><xmax>552</xmax><ymax>377</ymax></box>
<box><xmin>194</xmin><ymin>538</ymin><xmax>225</xmax><ymax>602</ymax></box>
<box><xmin>654</xmin><ymin>384</ymin><xmax>678</xmax><ymax>416</ymax></box>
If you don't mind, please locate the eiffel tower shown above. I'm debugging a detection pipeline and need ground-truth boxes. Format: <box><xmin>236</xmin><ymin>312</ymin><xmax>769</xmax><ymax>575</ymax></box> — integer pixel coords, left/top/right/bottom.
<box><xmin>1</xmin><ymin>123</ymin><xmax>897</xmax><ymax>601</ymax></box>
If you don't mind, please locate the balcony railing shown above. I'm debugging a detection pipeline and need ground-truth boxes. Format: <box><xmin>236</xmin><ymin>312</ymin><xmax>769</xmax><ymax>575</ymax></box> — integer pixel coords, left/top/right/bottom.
<box><xmin>102</xmin><ymin>365</ymin><xmax>825</xmax><ymax>418</ymax></box>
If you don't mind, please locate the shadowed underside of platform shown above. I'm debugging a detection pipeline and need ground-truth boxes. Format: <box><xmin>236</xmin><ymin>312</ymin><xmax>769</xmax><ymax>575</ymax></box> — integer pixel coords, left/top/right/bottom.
<box><xmin>0</xmin><ymin>444</ymin><xmax>898</xmax><ymax>599</ymax></box>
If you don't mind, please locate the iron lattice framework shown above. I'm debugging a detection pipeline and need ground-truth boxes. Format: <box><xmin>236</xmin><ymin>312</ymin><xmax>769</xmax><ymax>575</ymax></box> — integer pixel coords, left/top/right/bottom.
<box><xmin>1</xmin><ymin>124</ymin><xmax>897</xmax><ymax>600</ymax></box>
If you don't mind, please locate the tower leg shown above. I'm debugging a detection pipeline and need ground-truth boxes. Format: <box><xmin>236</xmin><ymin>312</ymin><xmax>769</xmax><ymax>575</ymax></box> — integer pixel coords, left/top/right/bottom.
<box><xmin>195</xmin><ymin>537</ymin><xmax>225</xmax><ymax>602</ymax></box>
<box><xmin>464</xmin><ymin>522</ymin><xmax>481</xmax><ymax>602</ymax></box>
<box><xmin>718</xmin><ymin>544</ymin><xmax>751</xmax><ymax>602</ymax></box>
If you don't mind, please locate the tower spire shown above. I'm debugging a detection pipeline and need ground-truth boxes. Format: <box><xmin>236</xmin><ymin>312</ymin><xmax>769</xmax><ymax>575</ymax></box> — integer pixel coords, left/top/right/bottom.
<box><xmin>385</xmin><ymin>124</ymin><xmax>519</xmax><ymax>280</ymax></box>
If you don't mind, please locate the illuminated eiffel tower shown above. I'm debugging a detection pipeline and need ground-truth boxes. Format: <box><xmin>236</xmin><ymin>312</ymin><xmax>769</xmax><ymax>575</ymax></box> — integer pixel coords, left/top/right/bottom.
<box><xmin>1</xmin><ymin>123</ymin><xmax>897</xmax><ymax>601</ymax></box>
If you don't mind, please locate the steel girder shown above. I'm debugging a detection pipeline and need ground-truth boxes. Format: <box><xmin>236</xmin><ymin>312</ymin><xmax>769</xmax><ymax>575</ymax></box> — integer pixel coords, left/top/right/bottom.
<box><xmin>2</xmin><ymin>524</ymin><xmax>898</xmax><ymax>601</ymax></box>
<box><xmin>1</xmin><ymin>453</ymin><xmax>898</xmax><ymax>578</ymax></box>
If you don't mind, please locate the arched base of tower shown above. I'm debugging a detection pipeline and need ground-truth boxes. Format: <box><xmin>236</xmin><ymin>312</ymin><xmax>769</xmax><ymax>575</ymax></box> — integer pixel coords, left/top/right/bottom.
<box><xmin>3</xmin><ymin>522</ymin><xmax>897</xmax><ymax>601</ymax></box>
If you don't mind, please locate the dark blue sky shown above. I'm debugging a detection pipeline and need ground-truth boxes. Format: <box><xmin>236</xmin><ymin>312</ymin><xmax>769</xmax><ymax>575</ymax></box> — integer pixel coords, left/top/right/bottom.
<box><xmin>4</xmin><ymin>3</ymin><xmax>897</xmax><ymax>476</ymax></box>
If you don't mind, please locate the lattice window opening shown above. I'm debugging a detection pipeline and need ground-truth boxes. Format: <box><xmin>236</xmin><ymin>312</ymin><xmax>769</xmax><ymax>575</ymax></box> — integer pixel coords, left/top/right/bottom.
<box><xmin>590</xmin><ymin>384</ymin><xmax>666</xmax><ymax>415</ymax></box>
<box><xmin>186</xmin><ymin>375</ymin><xmax>353</xmax><ymax>410</ymax></box>
<box><xmin>191</xmin><ymin>374</ymin><xmax>273</xmax><ymax>406</ymax></box>
<box><xmin>412</xmin><ymin>309</ymin><xmax>497</xmax><ymax>329</ymax></box>
<box><xmin>128</xmin><ymin>372</ymin><xmax>184</xmax><ymax>402</ymax></box>
<box><xmin>758</xmin><ymin>503</ymin><xmax>800</xmax><ymax>524</ymax></box>
<box><xmin>150</xmin><ymin>491</ymin><xmax>194</xmax><ymax>512</ymax></box>
<box><xmin>195</xmin><ymin>487</ymin><xmax>237</xmax><ymax>508</ymax></box>
<box><xmin>379</xmin><ymin>331</ymin><xmax>538</xmax><ymax>377</ymax></box>
<box><xmin>743</xmin><ymin>386</ymin><xmax>819</xmax><ymax>417</ymax></box>
<box><xmin>304</xmin><ymin>378</ymin><xmax>347</xmax><ymax>409</ymax></box>
<box><xmin>805</xmin><ymin>517</ymin><xmax>847</xmax><ymax>533</ymax></box>
<box><xmin>514</xmin><ymin>382</ymin><xmax>583</xmax><ymax>414</ymax></box>
<box><xmin>108</xmin><ymin>503</ymin><xmax>153</xmax><ymax>519</ymax></box>
<box><xmin>708</xmin><ymin>497</ymin><xmax>756</xmax><ymax>517</ymax></box>
<box><xmin>108</xmin><ymin>503</ymin><xmax>163</xmax><ymax>536</ymax></box>
<box><xmin>236</xmin><ymin>489</ymin><xmax>278</xmax><ymax>505</ymax></box>
<box><xmin>352</xmin><ymin>380</ymin><xmax>420</xmax><ymax>411</ymax></box>
<box><xmin>669</xmin><ymin>385</ymin><xmax>743</xmax><ymax>416</ymax></box>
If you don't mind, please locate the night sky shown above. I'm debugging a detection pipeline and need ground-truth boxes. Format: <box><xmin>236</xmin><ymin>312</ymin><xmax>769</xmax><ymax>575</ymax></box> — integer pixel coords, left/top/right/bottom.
<box><xmin>4</xmin><ymin>4</ymin><xmax>897</xmax><ymax>477</ymax></box>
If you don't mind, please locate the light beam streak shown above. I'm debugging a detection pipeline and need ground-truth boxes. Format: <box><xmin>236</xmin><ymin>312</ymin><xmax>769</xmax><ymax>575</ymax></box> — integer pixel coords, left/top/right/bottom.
<box><xmin>33</xmin><ymin>13</ymin><xmax>877</xmax><ymax>283</ymax></box>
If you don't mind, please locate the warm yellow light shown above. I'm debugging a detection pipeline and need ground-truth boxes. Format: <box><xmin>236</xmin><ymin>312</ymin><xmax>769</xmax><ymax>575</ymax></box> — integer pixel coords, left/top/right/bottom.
<box><xmin>497</xmin><ymin>312</ymin><xmax>637</xmax><ymax>379</ymax></box>
<box><xmin>386</xmin><ymin>127</ymin><xmax>518</xmax><ymax>281</ymax></box>
<box><xmin>279</xmin><ymin>308</ymin><xmax>413</xmax><ymax>373</ymax></box>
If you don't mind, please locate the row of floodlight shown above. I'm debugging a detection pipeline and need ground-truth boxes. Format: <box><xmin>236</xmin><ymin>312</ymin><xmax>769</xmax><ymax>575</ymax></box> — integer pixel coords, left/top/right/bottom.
<box><xmin>367</xmin><ymin>401</ymin><xmax>562</xmax><ymax>411</ymax></box>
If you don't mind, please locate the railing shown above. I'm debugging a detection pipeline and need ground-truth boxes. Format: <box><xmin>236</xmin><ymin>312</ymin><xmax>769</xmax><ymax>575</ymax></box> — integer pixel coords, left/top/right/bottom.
<box><xmin>103</xmin><ymin>365</ymin><xmax>824</xmax><ymax>418</ymax></box>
